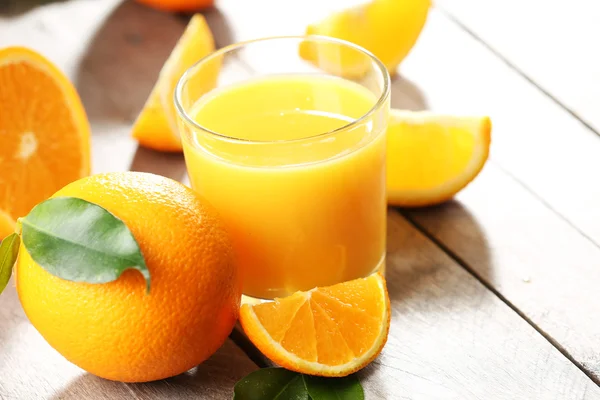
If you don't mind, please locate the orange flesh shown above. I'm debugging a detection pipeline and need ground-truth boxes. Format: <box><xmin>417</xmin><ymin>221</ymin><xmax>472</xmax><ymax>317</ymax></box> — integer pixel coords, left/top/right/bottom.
<box><xmin>250</xmin><ymin>274</ymin><xmax>387</xmax><ymax>366</ymax></box>
<box><xmin>385</xmin><ymin>111</ymin><xmax>491</xmax><ymax>207</ymax></box>
<box><xmin>387</xmin><ymin>121</ymin><xmax>476</xmax><ymax>190</ymax></box>
<box><xmin>0</xmin><ymin>49</ymin><xmax>89</xmax><ymax>225</ymax></box>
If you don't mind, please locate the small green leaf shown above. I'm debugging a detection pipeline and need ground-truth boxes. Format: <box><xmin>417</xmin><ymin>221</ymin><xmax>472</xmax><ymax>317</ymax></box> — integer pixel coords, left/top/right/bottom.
<box><xmin>21</xmin><ymin>197</ymin><xmax>150</xmax><ymax>291</ymax></box>
<box><xmin>303</xmin><ymin>374</ymin><xmax>364</xmax><ymax>400</ymax></box>
<box><xmin>0</xmin><ymin>233</ymin><xmax>20</xmax><ymax>296</ymax></box>
<box><xmin>277</xmin><ymin>376</ymin><xmax>309</xmax><ymax>400</ymax></box>
<box><xmin>234</xmin><ymin>368</ymin><xmax>309</xmax><ymax>400</ymax></box>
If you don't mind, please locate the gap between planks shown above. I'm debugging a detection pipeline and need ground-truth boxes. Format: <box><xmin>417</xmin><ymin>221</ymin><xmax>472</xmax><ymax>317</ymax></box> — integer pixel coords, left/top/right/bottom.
<box><xmin>399</xmin><ymin>208</ymin><xmax>600</xmax><ymax>386</ymax></box>
<box><xmin>3</xmin><ymin>0</ymin><xmax>596</xmax><ymax>394</ymax></box>
<box><xmin>429</xmin><ymin>3</ymin><xmax>600</xmax><ymax>253</ymax></box>
<box><xmin>397</xmin><ymin>6</ymin><xmax>600</xmax><ymax>383</ymax></box>
<box><xmin>433</xmin><ymin>6</ymin><xmax>600</xmax><ymax>141</ymax></box>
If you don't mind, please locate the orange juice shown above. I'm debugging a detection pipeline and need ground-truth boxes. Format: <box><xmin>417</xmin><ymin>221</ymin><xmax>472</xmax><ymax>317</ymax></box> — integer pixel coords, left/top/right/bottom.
<box><xmin>181</xmin><ymin>74</ymin><xmax>387</xmax><ymax>299</ymax></box>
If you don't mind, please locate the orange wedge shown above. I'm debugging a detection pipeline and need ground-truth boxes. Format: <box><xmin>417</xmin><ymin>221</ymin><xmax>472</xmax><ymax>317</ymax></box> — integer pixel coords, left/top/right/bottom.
<box><xmin>300</xmin><ymin>0</ymin><xmax>430</xmax><ymax>76</ymax></box>
<box><xmin>0</xmin><ymin>47</ymin><xmax>90</xmax><ymax>238</ymax></box>
<box><xmin>239</xmin><ymin>273</ymin><xmax>390</xmax><ymax>377</ymax></box>
<box><xmin>387</xmin><ymin>110</ymin><xmax>492</xmax><ymax>207</ymax></box>
<box><xmin>132</xmin><ymin>14</ymin><xmax>215</xmax><ymax>152</ymax></box>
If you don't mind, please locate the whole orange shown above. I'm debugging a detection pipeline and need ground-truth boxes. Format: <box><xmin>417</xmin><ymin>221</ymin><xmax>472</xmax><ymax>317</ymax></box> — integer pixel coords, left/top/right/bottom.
<box><xmin>16</xmin><ymin>172</ymin><xmax>241</xmax><ymax>383</ymax></box>
<box><xmin>136</xmin><ymin>0</ymin><xmax>214</xmax><ymax>12</ymax></box>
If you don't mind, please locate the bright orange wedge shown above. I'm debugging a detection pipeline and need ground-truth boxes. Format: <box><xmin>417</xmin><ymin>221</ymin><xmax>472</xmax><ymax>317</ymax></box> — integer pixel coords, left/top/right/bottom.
<box><xmin>387</xmin><ymin>110</ymin><xmax>492</xmax><ymax>207</ymax></box>
<box><xmin>0</xmin><ymin>47</ymin><xmax>90</xmax><ymax>238</ymax></box>
<box><xmin>239</xmin><ymin>273</ymin><xmax>390</xmax><ymax>377</ymax></box>
<box><xmin>300</xmin><ymin>0</ymin><xmax>430</xmax><ymax>77</ymax></box>
<box><xmin>132</xmin><ymin>14</ymin><xmax>215</xmax><ymax>152</ymax></box>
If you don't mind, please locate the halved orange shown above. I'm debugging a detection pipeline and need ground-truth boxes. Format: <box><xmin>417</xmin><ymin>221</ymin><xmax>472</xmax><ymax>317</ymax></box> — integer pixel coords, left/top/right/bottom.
<box><xmin>387</xmin><ymin>110</ymin><xmax>492</xmax><ymax>207</ymax></box>
<box><xmin>0</xmin><ymin>47</ymin><xmax>90</xmax><ymax>238</ymax></box>
<box><xmin>131</xmin><ymin>14</ymin><xmax>215</xmax><ymax>152</ymax></box>
<box><xmin>239</xmin><ymin>273</ymin><xmax>390</xmax><ymax>377</ymax></box>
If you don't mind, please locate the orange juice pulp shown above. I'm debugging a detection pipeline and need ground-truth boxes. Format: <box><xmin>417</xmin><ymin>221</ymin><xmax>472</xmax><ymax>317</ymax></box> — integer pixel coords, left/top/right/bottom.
<box><xmin>182</xmin><ymin>74</ymin><xmax>387</xmax><ymax>299</ymax></box>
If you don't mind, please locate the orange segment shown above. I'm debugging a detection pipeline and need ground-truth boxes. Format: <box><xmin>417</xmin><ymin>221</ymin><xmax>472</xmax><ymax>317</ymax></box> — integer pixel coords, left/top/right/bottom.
<box><xmin>300</xmin><ymin>0</ymin><xmax>430</xmax><ymax>76</ymax></box>
<box><xmin>131</xmin><ymin>14</ymin><xmax>216</xmax><ymax>152</ymax></box>
<box><xmin>0</xmin><ymin>47</ymin><xmax>90</xmax><ymax>237</ymax></box>
<box><xmin>239</xmin><ymin>273</ymin><xmax>390</xmax><ymax>377</ymax></box>
<box><xmin>387</xmin><ymin>110</ymin><xmax>491</xmax><ymax>207</ymax></box>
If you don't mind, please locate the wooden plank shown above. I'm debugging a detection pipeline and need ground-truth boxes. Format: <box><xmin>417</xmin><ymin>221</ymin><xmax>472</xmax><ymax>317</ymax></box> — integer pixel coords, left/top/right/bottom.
<box><xmin>402</xmin><ymin>5</ymin><xmax>600</xmax><ymax>247</ymax></box>
<box><xmin>360</xmin><ymin>212</ymin><xmax>600</xmax><ymax>399</ymax></box>
<box><xmin>435</xmin><ymin>0</ymin><xmax>600</xmax><ymax>134</ymax></box>
<box><xmin>3</xmin><ymin>0</ymin><xmax>600</xmax><ymax>398</ymax></box>
<box><xmin>0</xmin><ymin>284</ymin><xmax>257</xmax><ymax>399</ymax></box>
<box><xmin>117</xmin><ymin>3</ymin><xmax>593</xmax><ymax>398</ymax></box>
<box><xmin>209</xmin><ymin>1</ymin><xmax>600</xmax><ymax>396</ymax></box>
<box><xmin>236</xmin><ymin>211</ymin><xmax>600</xmax><ymax>399</ymax></box>
<box><xmin>405</xmin><ymin>164</ymin><xmax>600</xmax><ymax>378</ymax></box>
<box><xmin>0</xmin><ymin>2</ymin><xmax>258</xmax><ymax>399</ymax></box>
<box><xmin>399</xmin><ymin>7</ymin><xmax>600</xmax><ymax>246</ymax></box>
<box><xmin>392</xmin><ymin>8</ymin><xmax>600</xmax><ymax>381</ymax></box>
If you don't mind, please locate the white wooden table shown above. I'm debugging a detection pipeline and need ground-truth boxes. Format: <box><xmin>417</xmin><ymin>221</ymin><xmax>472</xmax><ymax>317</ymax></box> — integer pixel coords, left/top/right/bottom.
<box><xmin>1</xmin><ymin>0</ymin><xmax>600</xmax><ymax>398</ymax></box>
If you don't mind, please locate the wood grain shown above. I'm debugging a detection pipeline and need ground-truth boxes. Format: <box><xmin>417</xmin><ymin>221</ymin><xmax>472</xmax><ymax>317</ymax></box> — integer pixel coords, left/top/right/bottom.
<box><xmin>364</xmin><ymin>212</ymin><xmax>599</xmax><ymax>400</ymax></box>
<box><xmin>239</xmin><ymin>211</ymin><xmax>600</xmax><ymax>399</ymax></box>
<box><xmin>392</xmin><ymin>8</ymin><xmax>600</xmax><ymax>381</ymax></box>
<box><xmin>207</xmin><ymin>4</ymin><xmax>600</xmax><ymax>396</ymax></box>
<box><xmin>435</xmin><ymin>0</ymin><xmax>600</xmax><ymax>134</ymax></box>
<box><xmin>398</xmin><ymin>7</ymin><xmax>600</xmax><ymax>248</ymax></box>
<box><xmin>2</xmin><ymin>0</ymin><xmax>600</xmax><ymax>398</ymax></box>
<box><xmin>0</xmin><ymin>283</ymin><xmax>257</xmax><ymax>400</ymax></box>
<box><xmin>404</xmin><ymin>164</ymin><xmax>600</xmax><ymax>379</ymax></box>
<box><xmin>0</xmin><ymin>2</ymin><xmax>258</xmax><ymax>399</ymax></box>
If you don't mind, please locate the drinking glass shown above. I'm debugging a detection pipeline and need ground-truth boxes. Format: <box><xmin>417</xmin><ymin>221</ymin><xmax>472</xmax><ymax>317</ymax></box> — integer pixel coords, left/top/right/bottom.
<box><xmin>175</xmin><ymin>36</ymin><xmax>390</xmax><ymax>300</ymax></box>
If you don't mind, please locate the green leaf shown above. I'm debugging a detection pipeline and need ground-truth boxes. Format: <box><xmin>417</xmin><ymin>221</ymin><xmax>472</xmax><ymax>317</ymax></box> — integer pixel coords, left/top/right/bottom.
<box><xmin>233</xmin><ymin>368</ymin><xmax>309</xmax><ymax>400</ymax></box>
<box><xmin>303</xmin><ymin>375</ymin><xmax>364</xmax><ymax>400</ymax></box>
<box><xmin>0</xmin><ymin>233</ymin><xmax>20</xmax><ymax>296</ymax></box>
<box><xmin>20</xmin><ymin>197</ymin><xmax>150</xmax><ymax>291</ymax></box>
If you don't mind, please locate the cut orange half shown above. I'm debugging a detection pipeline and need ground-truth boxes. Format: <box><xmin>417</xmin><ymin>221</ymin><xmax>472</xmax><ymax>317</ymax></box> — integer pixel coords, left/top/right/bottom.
<box><xmin>131</xmin><ymin>14</ymin><xmax>216</xmax><ymax>152</ymax></box>
<box><xmin>387</xmin><ymin>110</ymin><xmax>491</xmax><ymax>207</ymax></box>
<box><xmin>0</xmin><ymin>47</ymin><xmax>90</xmax><ymax>238</ymax></box>
<box><xmin>239</xmin><ymin>273</ymin><xmax>390</xmax><ymax>377</ymax></box>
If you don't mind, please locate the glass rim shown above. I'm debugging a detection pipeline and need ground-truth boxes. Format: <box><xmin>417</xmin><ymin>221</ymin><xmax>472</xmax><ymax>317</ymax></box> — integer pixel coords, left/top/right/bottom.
<box><xmin>174</xmin><ymin>35</ymin><xmax>391</xmax><ymax>145</ymax></box>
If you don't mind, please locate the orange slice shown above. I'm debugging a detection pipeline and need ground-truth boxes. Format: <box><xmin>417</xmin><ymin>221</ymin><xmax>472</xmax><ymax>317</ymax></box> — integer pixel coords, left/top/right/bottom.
<box><xmin>239</xmin><ymin>273</ymin><xmax>390</xmax><ymax>377</ymax></box>
<box><xmin>0</xmin><ymin>47</ymin><xmax>90</xmax><ymax>238</ymax></box>
<box><xmin>387</xmin><ymin>110</ymin><xmax>492</xmax><ymax>207</ymax></box>
<box><xmin>300</xmin><ymin>0</ymin><xmax>430</xmax><ymax>77</ymax></box>
<box><xmin>132</xmin><ymin>14</ymin><xmax>215</xmax><ymax>152</ymax></box>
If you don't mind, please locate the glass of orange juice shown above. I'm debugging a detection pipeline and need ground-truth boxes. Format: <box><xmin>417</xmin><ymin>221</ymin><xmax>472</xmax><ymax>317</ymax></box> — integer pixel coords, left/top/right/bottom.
<box><xmin>175</xmin><ymin>36</ymin><xmax>390</xmax><ymax>300</ymax></box>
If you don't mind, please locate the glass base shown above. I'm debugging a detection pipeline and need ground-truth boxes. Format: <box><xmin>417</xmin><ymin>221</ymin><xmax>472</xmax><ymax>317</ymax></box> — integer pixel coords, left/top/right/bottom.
<box><xmin>241</xmin><ymin>255</ymin><xmax>386</xmax><ymax>305</ymax></box>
